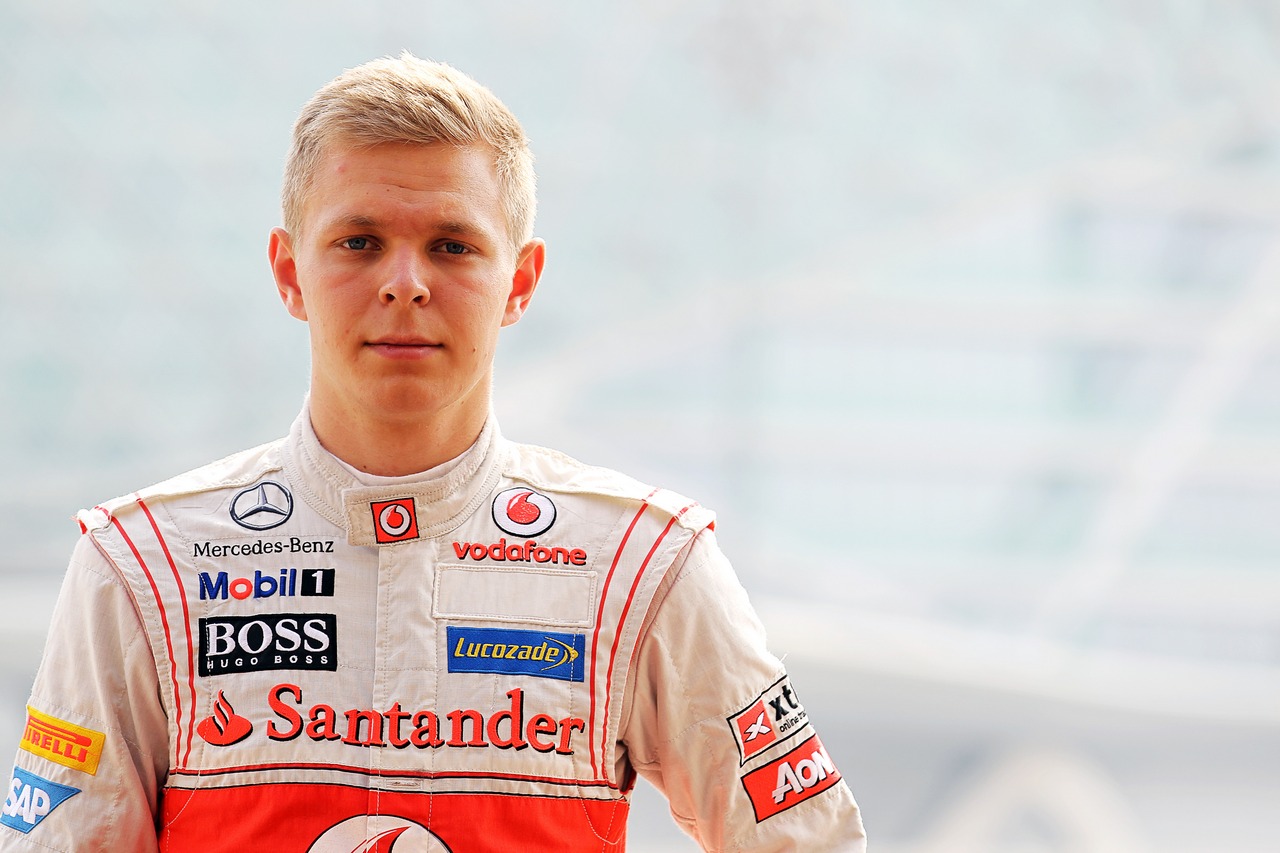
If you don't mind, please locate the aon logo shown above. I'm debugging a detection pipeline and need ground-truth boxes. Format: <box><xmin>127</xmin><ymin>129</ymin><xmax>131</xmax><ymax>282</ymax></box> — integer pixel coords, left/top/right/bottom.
<box><xmin>742</xmin><ymin>735</ymin><xmax>844</xmax><ymax>821</ymax></box>
<box><xmin>772</xmin><ymin>744</ymin><xmax>837</xmax><ymax>803</ymax></box>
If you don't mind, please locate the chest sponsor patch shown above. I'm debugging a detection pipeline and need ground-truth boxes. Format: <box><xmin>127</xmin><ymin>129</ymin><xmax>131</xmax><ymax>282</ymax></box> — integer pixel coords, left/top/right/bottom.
<box><xmin>199</xmin><ymin>613</ymin><xmax>337</xmax><ymax>676</ymax></box>
<box><xmin>447</xmin><ymin>626</ymin><xmax>585</xmax><ymax>682</ymax></box>
<box><xmin>2</xmin><ymin>767</ymin><xmax>80</xmax><ymax>834</ymax></box>
<box><xmin>741</xmin><ymin>734</ymin><xmax>843</xmax><ymax>822</ymax></box>
<box><xmin>20</xmin><ymin>707</ymin><xmax>105</xmax><ymax>776</ymax></box>
<box><xmin>727</xmin><ymin>675</ymin><xmax>809</xmax><ymax>764</ymax></box>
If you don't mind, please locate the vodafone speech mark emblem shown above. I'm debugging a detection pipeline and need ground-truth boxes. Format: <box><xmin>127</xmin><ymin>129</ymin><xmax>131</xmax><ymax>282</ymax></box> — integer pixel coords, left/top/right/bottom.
<box><xmin>371</xmin><ymin>498</ymin><xmax>419</xmax><ymax>544</ymax></box>
<box><xmin>308</xmin><ymin>815</ymin><xmax>451</xmax><ymax>852</ymax></box>
<box><xmin>492</xmin><ymin>487</ymin><xmax>555</xmax><ymax>537</ymax></box>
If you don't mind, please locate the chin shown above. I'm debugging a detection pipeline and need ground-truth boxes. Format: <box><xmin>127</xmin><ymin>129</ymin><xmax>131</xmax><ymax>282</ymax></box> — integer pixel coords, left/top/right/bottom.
<box><xmin>364</xmin><ymin>382</ymin><xmax>473</xmax><ymax>423</ymax></box>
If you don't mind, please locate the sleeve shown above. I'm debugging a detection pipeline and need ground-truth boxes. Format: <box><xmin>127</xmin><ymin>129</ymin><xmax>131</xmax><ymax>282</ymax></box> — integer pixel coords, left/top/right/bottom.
<box><xmin>1</xmin><ymin>532</ymin><xmax>168</xmax><ymax>852</ymax></box>
<box><xmin>619</xmin><ymin>529</ymin><xmax>866</xmax><ymax>852</ymax></box>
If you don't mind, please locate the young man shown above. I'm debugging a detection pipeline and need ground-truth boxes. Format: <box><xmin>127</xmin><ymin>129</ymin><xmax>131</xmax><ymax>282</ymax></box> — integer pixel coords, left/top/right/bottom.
<box><xmin>2</xmin><ymin>55</ymin><xmax>865</xmax><ymax>851</ymax></box>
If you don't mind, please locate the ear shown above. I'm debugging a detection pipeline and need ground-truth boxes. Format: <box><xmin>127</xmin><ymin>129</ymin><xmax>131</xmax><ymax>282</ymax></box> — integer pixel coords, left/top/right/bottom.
<box><xmin>501</xmin><ymin>238</ymin><xmax>545</xmax><ymax>327</ymax></box>
<box><xmin>269</xmin><ymin>227</ymin><xmax>308</xmax><ymax>322</ymax></box>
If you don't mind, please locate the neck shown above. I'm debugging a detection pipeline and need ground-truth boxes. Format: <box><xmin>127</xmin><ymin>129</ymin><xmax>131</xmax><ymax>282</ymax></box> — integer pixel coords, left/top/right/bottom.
<box><xmin>307</xmin><ymin>392</ymin><xmax>487</xmax><ymax>477</ymax></box>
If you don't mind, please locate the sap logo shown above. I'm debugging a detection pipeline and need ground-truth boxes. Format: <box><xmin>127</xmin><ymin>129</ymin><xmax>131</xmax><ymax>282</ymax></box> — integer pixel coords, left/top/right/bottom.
<box><xmin>20</xmin><ymin>707</ymin><xmax>104</xmax><ymax>776</ymax></box>
<box><xmin>199</xmin><ymin>613</ymin><xmax>337</xmax><ymax>676</ymax></box>
<box><xmin>728</xmin><ymin>675</ymin><xmax>809</xmax><ymax>763</ymax></box>
<box><xmin>492</xmin><ymin>487</ymin><xmax>556</xmax><ymax>537</ymax></box>
<box><xmin>1</xmin><ymin>767</ymin><xmax>79</xmax><ymax>834</ymax></box>
<box><xmin>198</xmin><ymin>568</ymin><xmax>335</xmax><ymax>600</ymax></box>
<box><xmin>446</xmin><ymin>627</ymin><xmax>585</xmax><ymax>682</ymax></box>
<box><xmin>741</xmin><ymin>735</ymin><xmax>843</xmax><ymax>822</ymax></box>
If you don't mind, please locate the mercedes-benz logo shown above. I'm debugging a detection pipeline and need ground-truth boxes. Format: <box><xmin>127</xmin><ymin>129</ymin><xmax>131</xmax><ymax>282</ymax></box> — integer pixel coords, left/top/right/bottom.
<box><xmin>229</xmin><ymin>481</ymin><xmax>293</xmax><ymax>530</ymax></box>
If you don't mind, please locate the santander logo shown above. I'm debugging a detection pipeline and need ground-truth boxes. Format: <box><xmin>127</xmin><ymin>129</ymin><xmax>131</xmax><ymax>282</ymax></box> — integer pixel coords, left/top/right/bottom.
<box><xmin>492</xmin><ymin>487</ymin><xmax>555</xmax><ymax>537</ymax></box>
<box><xmin>196</xmin><ymin>691</ymin><xmax>253</xmax><ymax>746</ymax></box>
<box><xmin>307</xmin><ymin>816</ymin><xmax>450</xmax><ymax>852</ymax></box>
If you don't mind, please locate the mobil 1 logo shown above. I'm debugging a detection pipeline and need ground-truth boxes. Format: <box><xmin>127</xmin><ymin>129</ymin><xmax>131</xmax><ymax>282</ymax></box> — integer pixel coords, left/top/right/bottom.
<box><xmin>198</xmin><ymin>567</ymin><xmax>336</xmax><ymax>601</ymax></box>
<box><xmin>199</xmin><ymin>613</ymin><xmax>337</xmax><ymax>677</ymax></box>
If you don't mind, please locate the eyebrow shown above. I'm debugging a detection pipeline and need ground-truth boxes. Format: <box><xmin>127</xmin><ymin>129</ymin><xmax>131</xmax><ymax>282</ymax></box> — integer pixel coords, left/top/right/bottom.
<box><xmin>324</xmin><ymin>214</ymin><xmax>490</xmax><ymax>240</ymax></box>
<box><xmin>334</xmin><ymin>214</ymin><xmax>380</xmax><ymax>229</ymax></box>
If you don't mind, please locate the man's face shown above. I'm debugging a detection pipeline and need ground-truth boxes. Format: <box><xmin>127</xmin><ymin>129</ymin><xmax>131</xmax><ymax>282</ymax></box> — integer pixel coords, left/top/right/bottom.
<box><xmin>269</xmin><ymin>141</ymin><xmax>542</xmax><ymax>433</ymax></box>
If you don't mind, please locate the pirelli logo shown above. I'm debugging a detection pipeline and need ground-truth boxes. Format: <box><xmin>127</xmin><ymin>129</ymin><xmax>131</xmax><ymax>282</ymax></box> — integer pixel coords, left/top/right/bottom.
<box><xmin>20</xmin><ymin>707</ymin><xmax>105</xmax><ymax>776</ymax></box>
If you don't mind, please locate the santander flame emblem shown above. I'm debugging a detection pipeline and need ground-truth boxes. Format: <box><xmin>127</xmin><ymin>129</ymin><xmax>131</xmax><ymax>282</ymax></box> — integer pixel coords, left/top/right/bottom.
<box><xmin>308</xmin><ymin>816</ymin><xmax>450</xmax><ymax>852</ymax></box>
<box><xmin>196</xmin><ymin>690</ymin><xmax>253</xmax><ymax>746</ymax></box>
<box><xmin>491</xmin><ymin>487</ymin><xmax>556</xmax><ymax>537</ymax></box>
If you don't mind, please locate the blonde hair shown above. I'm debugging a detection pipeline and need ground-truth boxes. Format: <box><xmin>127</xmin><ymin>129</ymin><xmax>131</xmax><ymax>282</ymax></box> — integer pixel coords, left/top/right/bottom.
<box><xmin>282</xmin><ymin>53</ymin><xmax>536</xmax><ymax>246</ymax></box>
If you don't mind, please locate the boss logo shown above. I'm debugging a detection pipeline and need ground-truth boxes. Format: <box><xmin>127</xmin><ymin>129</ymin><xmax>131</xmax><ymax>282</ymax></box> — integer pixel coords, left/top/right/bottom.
<box><xmin>199</xmin><ymin>613</ymin><xmax>337</xmax><ymax>676</ymax></box>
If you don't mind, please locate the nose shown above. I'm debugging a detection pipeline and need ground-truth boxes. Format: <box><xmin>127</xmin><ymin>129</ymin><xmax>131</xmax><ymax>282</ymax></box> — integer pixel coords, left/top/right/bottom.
<box><xmin>379</xmin><ymin>251</ymin><xmax>431</xmax><ymax>305</ymax></box>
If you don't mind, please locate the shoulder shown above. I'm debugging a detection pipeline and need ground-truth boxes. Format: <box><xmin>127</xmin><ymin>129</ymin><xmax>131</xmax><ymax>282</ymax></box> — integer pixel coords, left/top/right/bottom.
<box><xmin>75</xmin><ymin>437</ymin><xmax>285</xmax><ymax>531</ymax></box>
<box><xmin>500</xmin><ymin>439</ymin><xmax>715</xmax><ymax>533</ymax></box>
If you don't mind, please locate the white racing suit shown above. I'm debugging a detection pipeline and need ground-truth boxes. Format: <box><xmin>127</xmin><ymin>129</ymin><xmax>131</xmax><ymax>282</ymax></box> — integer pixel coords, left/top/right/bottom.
<box><xmin>3</xmin><ymin>411</ymin><xmax>865</xmax><ymax>851</ymax></box>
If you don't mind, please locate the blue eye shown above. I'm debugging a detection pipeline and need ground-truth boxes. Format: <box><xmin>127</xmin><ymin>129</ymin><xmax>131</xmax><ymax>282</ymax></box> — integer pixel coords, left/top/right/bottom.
<box><xmin>440</xmin><ymin>242</ymin><xmax>468</xmax><ymax>255</ymax></box>
<box><xmin>342</xmin><ymin>237</ymin><xmax>371</xmax><ymax>250</ymax></box>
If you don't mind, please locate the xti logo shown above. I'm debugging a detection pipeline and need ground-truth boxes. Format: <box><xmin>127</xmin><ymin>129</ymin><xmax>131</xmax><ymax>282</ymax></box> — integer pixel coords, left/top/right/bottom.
<box><xmin>727</xmin><ymin>676</ymin><xmax>809</xmax><ymax>763</ymax></box>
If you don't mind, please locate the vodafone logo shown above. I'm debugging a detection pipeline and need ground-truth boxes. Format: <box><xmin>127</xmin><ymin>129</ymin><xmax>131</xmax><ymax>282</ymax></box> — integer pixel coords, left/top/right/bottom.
<box><xmin>371</xmin><ymin>498</ymin><xmax>419</xmax><ymax>544</ymax></box>
<box><xmin>307</xmin><ymin>815</ymin><xmax>451</xmax><ymax>852</ymax></box>
<box><xmin>492</xmin><ymin>487</ymin><xmax>555</xmax><ymax>537</ymax></box>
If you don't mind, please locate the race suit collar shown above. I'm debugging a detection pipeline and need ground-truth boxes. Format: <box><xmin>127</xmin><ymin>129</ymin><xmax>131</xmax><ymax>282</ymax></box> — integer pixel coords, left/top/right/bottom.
<box><xmin>281</xmin><ymin>404</ymin><xmax>506</xmax><ymax>546</ymax></box>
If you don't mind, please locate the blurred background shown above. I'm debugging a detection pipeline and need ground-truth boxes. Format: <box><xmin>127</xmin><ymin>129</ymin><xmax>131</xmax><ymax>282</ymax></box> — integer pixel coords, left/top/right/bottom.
<box><xmin>2</xmin><ymin>1</ymin><xmax>1279</xmax><ymax>850</ymax></box>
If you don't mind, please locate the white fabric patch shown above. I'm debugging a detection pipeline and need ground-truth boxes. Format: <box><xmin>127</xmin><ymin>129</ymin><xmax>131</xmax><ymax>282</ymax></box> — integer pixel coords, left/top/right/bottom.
<box><xmin>433</xmin><ymin>565</ymin><xmax>598</xmax><ymax>628</ymax></box>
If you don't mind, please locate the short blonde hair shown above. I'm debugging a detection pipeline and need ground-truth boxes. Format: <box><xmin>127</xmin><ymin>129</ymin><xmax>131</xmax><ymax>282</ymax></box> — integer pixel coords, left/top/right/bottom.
<box><xmin>282</xmin><ymin>53</ymin><xmax>536</xmax><ymax>246</ymax></box>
